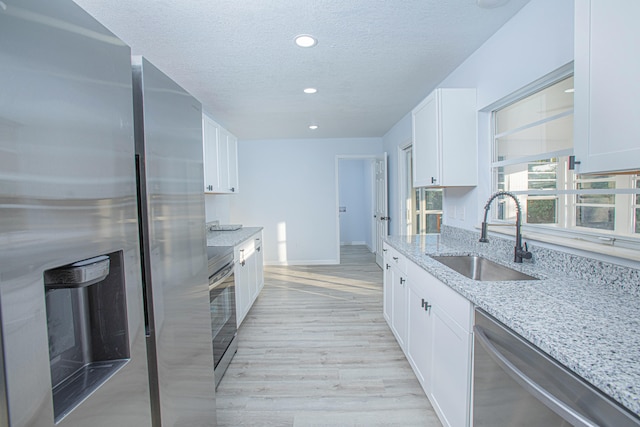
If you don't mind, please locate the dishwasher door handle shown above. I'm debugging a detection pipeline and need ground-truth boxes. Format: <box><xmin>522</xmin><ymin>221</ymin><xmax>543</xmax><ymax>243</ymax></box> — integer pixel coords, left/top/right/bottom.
<box><xmin>474</xmin><ymin>325</ymin><xmax>599</xmax><ymax>427</ymax></box>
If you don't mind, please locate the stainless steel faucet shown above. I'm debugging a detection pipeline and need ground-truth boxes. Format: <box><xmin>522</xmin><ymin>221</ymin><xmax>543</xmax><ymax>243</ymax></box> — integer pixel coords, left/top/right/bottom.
<box><xmin>479</xmin><ymin>191</ymin><xmax>532</xmax><ymax>263</ymax></box>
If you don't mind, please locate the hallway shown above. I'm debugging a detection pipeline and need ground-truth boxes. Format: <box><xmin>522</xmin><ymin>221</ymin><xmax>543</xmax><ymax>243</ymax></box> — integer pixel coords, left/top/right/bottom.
<box><xmin>215</xmin><ymin>246</ymin><xmax>441</xmax><ymax>426</ymax></box>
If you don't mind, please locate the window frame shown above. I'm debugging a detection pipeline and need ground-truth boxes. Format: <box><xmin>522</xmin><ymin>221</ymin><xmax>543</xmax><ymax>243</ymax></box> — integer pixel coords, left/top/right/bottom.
<box><xmin>487</xmin><ymin>63</ymin><xmax>640</xmax><ymax>252</ymax></box>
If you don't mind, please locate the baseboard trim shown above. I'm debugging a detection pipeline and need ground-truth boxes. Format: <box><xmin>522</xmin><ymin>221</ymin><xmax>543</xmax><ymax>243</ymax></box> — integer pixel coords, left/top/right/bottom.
<box><xmin>265</xmin><ymin>259</ymin><xmax>339</xmax><ymax>266</ymax></box>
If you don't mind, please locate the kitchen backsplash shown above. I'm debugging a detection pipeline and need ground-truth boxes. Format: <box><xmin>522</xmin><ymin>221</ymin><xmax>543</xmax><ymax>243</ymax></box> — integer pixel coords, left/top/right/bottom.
<box><xmin>441</xmin><ymin>226</ymin><xmax>640</xmax><ymax>298</ymax></box>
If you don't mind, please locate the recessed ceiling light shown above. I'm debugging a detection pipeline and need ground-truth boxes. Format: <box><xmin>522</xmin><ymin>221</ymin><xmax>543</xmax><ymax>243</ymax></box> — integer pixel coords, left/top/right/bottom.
<box><xmin>304</xmin><ymin>88</ymin><xmax>317</xmax><ymax>94</ymax></box>
<box><xmin>309</xmin><ymin>125</ymin><xmax>319</xmax><ymax>130</ymax></box>
<box><xmin>564</xmin><ymin>88</ymin><xmax>575</xmax><ymax>93</ymax></box>
<box><xmin>295</xmin><ymin>34</ymin><xmax>317</xmax><ymax>48</ymax></box>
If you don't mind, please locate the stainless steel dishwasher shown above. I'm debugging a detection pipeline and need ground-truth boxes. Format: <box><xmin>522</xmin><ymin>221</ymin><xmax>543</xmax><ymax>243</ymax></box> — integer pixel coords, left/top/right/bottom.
<box><xmin>473</xmin><ymin>308</ymin><xmax>640</xmax><ymax>427</ymax></box>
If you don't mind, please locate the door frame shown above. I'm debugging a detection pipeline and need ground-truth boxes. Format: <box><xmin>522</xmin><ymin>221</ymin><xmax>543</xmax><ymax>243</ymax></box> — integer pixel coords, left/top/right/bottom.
<box><xmin>398</xmin><ymin>140</ymin><xmax>413</xmax><ymax>236</ymax></box>
<box><xmin>335</xmin><ymin>154</ymin><xmax>383</xmax><ymax>264</ymax></box>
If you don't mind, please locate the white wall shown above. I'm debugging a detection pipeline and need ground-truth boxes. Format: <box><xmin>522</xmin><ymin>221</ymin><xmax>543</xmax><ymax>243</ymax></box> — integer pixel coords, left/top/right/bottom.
<box><xmin>383</xmin><ymin>0</ymin><xmax>574</xmax><ymax>235</ymax></box>
<box><xmin>338</xmin><ymin>159</ymin><xmax>373</xmax><ymax>248</ymax></box>
<box><xmin>204</xmin><ymin>194</ymin><xmax>232</xmax><ymax>223</ymax></box>
<box><xmin>230</xmin><ymin>138</ymin><xmax>382</xmax><ymax>265</ymax></box>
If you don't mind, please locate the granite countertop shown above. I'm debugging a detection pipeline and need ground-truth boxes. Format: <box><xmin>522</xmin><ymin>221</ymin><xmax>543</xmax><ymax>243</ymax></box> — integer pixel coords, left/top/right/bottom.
<box><xmin>206</xmin><ymin>226</ymin><xmax>263</xmax><ymax>247</ymax></box>
<box><xmin>384</xmin><ymin>233</ymin><xmax>640</xmax><ymax>418</ymax></box>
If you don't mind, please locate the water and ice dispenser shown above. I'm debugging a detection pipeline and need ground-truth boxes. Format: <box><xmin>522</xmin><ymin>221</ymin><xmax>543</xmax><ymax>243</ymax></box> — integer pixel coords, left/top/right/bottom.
<box><xmin>43</xmin><ymin>251</ymin><xmax>130</xmax><ymax>422</ymax></box>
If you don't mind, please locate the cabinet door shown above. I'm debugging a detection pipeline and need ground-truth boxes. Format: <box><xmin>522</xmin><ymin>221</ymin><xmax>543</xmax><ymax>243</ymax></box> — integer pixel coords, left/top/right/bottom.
<box><xmin>407</xmin><ymin>285</ymin><xmax>432</xmax><ymax>388</ymax></box>
<box><xmin>227</xmin><ymin>133</ymin><xmax>239</xmax><ymax>193</ymax></box>
<box><xmin>217</xmin><ymin>127</ymin><xmax>230</xmax><ymax>191</ymax></box>
<box><xmin>235</xmin><ymin>257</ymin><xmax>251</xmax><ymax>326</ymax></box>
<box><xmin>412</xmin><ymin>92</ymin><xmax>440</xmax><ymax>187</ymax></box>
<box><xmin>430</xmin><ymin>306</ymin><xmax>471</xmax><ymax>427</ymax></box>
<box><xmin>202</xmin><ymin>115</ymin><xmax>220</xmax><ymax>192</ymax></box>
<box><xmin>412</xmin><ymin>89</ymin><xmax>477</xmax><ymax>187</ymax></box>
<box><xmin>390</xmin><ymin>267</ymin><xmax>408</xmax><ymax>350</ymax></box>
<box><xmin>383</xmin><ymin>257</ymin><xmax>393</xmax><ymax>324</ymax></box>
<box><xmin>255</xmin><ymin>237</ymin><xmax>264</xmax><ymax>292</ymax></box>
<box><xmin>439</xmin><ymin>89</ymin><xmax>477</xmax><ymax>186</ymax></box>
<box><xmin>574</xmin><ymin>0</ymin><xmax>640</xmax><ymax>173</ymax></box>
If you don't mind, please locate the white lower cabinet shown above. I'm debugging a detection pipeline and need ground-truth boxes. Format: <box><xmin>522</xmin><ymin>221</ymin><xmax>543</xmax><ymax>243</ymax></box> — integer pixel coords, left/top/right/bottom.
<box><xmin>383</xmin><ymin>243</ymin><xmax>408</xmax><ymax>350</ymax></box>
<box><xmin>407</xmin><ymin>282</ymin><xmax>432</xmax><ymax>386</ymax></box>
<box><xmin>255</xmin><ymin>237</ymin><xmax>264</xmax><ymax>295</ymax></box>
<box><xmin>383</xmin><ymin>247</ymin><xmax>393</xmax><ymax>324</ymax></box>
<box><xmin>386</xmin><ymin>247</ymin><xmax>473</xmax><ymax>427</ymax></box>
<box><xmin>390</xmin><ymin>266</ymin><xmax>408</xmax><ymax>349</ymax></box>
<box><xmin>430</xmin><ymin>304</ymin><xmax>472</xmax><ymax>427</ymax></box>
<box><xmin>235</xmin><ymin>231</ymin><xmax>264</xmax><ymax>326</ymax></box>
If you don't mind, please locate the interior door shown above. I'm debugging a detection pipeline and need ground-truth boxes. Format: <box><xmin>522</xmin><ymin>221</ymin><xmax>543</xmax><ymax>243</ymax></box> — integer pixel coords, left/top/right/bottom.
<box><xmin>374</xmin><ymin>153</ymin><xmax>389</xmax><ymax>268</ymax></box>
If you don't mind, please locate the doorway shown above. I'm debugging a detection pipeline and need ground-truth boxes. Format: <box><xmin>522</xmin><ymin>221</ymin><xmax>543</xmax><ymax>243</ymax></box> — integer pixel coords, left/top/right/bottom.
<box><xmin>336</xmin><ymin>154</ymin><xmax>388</xmax><ymax>267</ymax></box>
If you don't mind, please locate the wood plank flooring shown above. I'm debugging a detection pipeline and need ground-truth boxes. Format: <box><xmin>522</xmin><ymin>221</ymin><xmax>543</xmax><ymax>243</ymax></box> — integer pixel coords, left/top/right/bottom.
<box><xmin>215</xmin><ymin>245</ymin><xmax>441</xmax><ymax>427</ymax></box>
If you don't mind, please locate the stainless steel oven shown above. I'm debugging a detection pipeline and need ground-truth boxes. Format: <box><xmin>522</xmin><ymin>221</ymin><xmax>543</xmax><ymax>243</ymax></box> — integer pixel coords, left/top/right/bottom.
<box><xmin>473</xmin><ymin>308</ymin><xmax>640</xmax><ymax>427</ymax></box>
<box><xmin>207</xmin><ymin>246</ymin><xmax>238</xmax><ymax>389</ymax></box>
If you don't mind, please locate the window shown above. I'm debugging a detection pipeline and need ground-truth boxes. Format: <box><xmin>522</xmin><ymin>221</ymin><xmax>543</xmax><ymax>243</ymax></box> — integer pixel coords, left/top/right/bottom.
<box><xmin>404</xmin><ymin>146</ymin><xmax>443</xmax><ymax>234</ymax></box>
<box><xmin>413</xmin><ymin>187</ymin><xmax>442</xmax><ymax>234</ymax></box>
<box><xmin>491</xmin><ymin>73</ymin><xmax>640</xmax><ymax>248</ymax></box>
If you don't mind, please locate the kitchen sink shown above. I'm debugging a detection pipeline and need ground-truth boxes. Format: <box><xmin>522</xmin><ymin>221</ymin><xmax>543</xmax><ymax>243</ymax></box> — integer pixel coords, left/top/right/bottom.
<box><xmin>430</xmin><ymin>255</ymin><xmax>538</xmax><ymax>282</ymax></box>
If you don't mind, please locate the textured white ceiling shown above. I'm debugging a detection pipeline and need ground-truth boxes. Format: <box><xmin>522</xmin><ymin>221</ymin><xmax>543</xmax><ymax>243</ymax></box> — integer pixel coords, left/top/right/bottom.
<box><xmin>72</xmin><ymin>0</ymin><xmax>530</xmax><ymax>140</ymax></box>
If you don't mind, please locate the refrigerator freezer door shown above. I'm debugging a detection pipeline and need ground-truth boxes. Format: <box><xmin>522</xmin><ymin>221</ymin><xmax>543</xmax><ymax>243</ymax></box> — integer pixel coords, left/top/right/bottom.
<box><xmin>133</xmin><ymin>56</ymin><xmax>217</xmax><ymax>426</ymax></box>
<box><xmin>0</xmin><ymin>0</ymin><xmax>152</xmax><ymax>426</ymax></box>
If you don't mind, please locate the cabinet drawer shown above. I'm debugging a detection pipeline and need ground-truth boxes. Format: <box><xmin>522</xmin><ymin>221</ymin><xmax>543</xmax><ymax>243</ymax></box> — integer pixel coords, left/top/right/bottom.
<box><xmin>407</xmin><ymin>260</ymin><xmax>472</xmax><ymax>333</ymax></box>
<box><xmin>235</xmin><ymin>234</ymin><xmax>261</xmax><ymax>262</ymax></box>
<box><xmin>407</xmin><ymin>260</ymin><xmax>430</xmax><ymax>295</ymax></box>
<box><xmin>383</xmin><ymin>245</ymin><xmax>407</xmax><ymax>274</ymax></box>
<box><xmin>430</xmin><ymin>272</ymin><xmax>472</xmax><ymax>333</ymax></box>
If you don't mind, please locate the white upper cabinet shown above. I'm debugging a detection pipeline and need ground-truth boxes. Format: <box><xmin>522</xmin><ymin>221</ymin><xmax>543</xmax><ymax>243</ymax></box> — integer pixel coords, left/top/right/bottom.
<box><xmin>202</xmin><ymin>114</ymin><xmax>239</xmax><ymax>193</ymax></box>
<box><xmin>202</xmin><ymin>115</ymin><xmax>220</xmax><ymax>192</ymax></box>
<box><xmin>227</xmin><ymin>132</ymin><xmax>239</xmax><ymax>193</ymax></box>
<box><xmin>412</xmin><ymin>88</ymin><xmax>477</xmax><ymax>187</ymax></box>
<box><xmin>574</xmin><ymin>0</ymin><xmax>640</xmax><ymax>173</ymax></box>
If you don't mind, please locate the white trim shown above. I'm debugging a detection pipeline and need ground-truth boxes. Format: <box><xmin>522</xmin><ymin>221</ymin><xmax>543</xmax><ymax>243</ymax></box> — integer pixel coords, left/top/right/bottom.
<box><xmin>335</xmin><ymin>156</ymin><xmax>340</xmax><ymax>264</ymax></box>
<box><xmin>398</xmin><ymin>140</ymin><xmax>412</xmax><ymax>236</ymax></box>
<box><xmin>266</xmin><ymin>259</ymin><xmax>339</xmax><ymax>266</ymax></box>
<box><xmin>481</xmin><ymin>62</ymin><xmax>574</xmax><ymax>112</ymax></box>
<box><xmin>369</xmin><ymin>158</ymin><xmax>376</xmax><ymax>253</ymax></box>
<box><xmin>340</xmin><ymin>241</ymin><xmax>367</xmax><ymax>246</ymax></box>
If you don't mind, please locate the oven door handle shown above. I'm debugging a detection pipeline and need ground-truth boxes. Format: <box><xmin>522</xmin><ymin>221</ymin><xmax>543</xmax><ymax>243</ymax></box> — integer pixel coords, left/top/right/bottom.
<box><xmin>208</xmin><ymin>262</ymin><xmax>234</xmax><ymax>291</ymax></box>
<box><xmin>474</xmin><ymin>325</ymin><xmax>598</xmax><ymax>427</ymax></box>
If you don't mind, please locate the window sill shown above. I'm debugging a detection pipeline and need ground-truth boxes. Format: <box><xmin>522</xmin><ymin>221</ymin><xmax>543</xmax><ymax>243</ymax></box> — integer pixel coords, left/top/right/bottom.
<box><xmin>476</xmin><ymin>224</ymin><xmax>640</xmax><ymax>264</ymax></box>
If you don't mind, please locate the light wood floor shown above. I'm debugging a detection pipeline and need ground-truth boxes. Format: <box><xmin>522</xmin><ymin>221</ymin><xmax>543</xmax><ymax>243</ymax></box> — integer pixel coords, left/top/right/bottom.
<box><xmin>215</xmin><ymin>245</ymin><xmax>441</xmax><ymax>427</ymax></box>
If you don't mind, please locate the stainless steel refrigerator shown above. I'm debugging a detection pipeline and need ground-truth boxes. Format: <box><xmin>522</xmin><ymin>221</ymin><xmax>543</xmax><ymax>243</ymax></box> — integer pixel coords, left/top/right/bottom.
<box><xmin>0</xmin><ymin>0</ymin><xmax>152</xmax><ymax>425</ymax></box>
<box><xmin>0</xmin><ymin>1</ymin><xmax>216</xmax><ymax>426</ymax></box>
<box><xmin>132</xmin><ymin>56</ymin><xmax>217</xmax><ymax>427</ymax></box>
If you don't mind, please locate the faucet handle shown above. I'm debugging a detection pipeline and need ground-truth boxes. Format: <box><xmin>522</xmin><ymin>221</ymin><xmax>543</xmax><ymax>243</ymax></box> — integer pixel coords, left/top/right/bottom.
<box><xmin>520</xmin><ymin>242</ymin><xmax>533</xmax><ymax>260</ymax></box>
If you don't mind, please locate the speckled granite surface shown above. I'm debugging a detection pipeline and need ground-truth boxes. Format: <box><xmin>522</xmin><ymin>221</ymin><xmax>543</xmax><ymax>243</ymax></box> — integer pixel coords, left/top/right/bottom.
<box><xmin>385</xmin><ymin>226</ymin><xmax>640</xmax><ymax>417</ymax></box>
<box><xmin>206</xmin><ymin>227</ymin><xmax>263</xmax><ymax>247</ymax></box>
